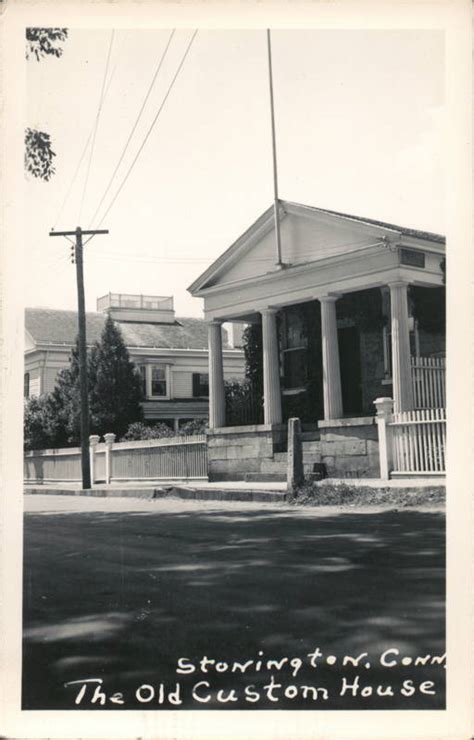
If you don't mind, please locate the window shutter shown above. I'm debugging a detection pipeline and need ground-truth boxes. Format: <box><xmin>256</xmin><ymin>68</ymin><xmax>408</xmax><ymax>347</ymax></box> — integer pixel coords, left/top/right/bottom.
<box><xmin>192</xmin><ymin>373</ymin><xmax>200</xmax><ymax>397</ymax></box>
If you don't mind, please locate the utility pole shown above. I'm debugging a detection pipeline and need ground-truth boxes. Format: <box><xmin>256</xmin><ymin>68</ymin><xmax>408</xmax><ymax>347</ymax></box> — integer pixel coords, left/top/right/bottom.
<box><xmin>266</xmin><ymin>29</ymin><xmax>283</xmax><ymax>267</ymax></box>
<box><xmin>49</xmin><ymin>227</ymin><xmax>109</xmax><ymax>489</ymax></box>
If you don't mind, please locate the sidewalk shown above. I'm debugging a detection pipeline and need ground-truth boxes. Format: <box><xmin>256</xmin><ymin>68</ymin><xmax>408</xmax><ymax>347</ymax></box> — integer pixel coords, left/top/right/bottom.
<box><xmin>24</xmin><ymin>476</ymin><xmax>446</xmax><ymax>504</ymax></box>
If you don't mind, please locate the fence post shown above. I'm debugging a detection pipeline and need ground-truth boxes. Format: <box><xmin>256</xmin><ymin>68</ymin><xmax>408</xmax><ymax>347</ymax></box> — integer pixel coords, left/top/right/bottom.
<box><xmin>287</xmin><ymin>417</ymin><xmax>304</xmax><ymax>495</ymax></box>
<box><xmin>89</xmin><ymin>435</ymin><xmax>100</xmax><ymax>486</ymax></box>
<box><xmin>104</xmin><ymin>433</ymin><xmax>116</xmax><ymax>484</ymax></box>
<box><xmin>374</xmin><ymin>398</ymin><xmax>394</xmax><ymax>480</ymax></box>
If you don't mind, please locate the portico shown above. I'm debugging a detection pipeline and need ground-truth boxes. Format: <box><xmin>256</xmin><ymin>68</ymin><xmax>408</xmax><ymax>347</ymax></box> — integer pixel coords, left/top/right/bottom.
<box><xmin>189</xmin><ymin>201</ymin><xmax>445</xmax><ymax>480</ymax></box>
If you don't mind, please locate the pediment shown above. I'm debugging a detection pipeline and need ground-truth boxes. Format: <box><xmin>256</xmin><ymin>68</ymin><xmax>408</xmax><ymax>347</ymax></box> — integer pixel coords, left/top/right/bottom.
<box><xmin>189</xmin><ymin>202</ymin><xmax>402</xmax><ymax>294</ymax></box>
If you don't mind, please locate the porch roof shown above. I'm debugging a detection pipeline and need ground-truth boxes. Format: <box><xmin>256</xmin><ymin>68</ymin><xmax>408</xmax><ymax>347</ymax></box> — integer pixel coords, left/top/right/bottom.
<box><xmin>188</xmin><ymin>201</ymin><xmax>445</xmax><ymax>297</ymax></box>
<box><xmin>188</xmin><ymin>201</ymin><xmax>445</xmax><ymax>321</ymax></box>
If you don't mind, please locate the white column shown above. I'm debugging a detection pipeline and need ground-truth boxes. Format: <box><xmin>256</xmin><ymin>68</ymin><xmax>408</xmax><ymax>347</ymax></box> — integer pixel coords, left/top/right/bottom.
<box><xmin>89</xmin><ymin>435</ymin><xmax>100</xmax><ymax>485</ymax></box>
<box><xmin>389</xmin><ymin>281</ymin><xmax>414</xmax><ymax>413</ymax></box>
<box><xmin>208</xmin><ymin>320</ymin><xmax>225</xmax><ymax>429</ymax></box>
<box><xmin>261</xmin><ymin>308</ymin><xmax>282</xmax><ymax>425</ymax></box>
<box><xmin>104</xmin><ymin>433</ymin><xmax>116</xmax><ymax>484</ymax></box>
<box><xmin>320</xmin><ymin>295</ymin><xmax>343</xmax><ymax>420</ymax></box>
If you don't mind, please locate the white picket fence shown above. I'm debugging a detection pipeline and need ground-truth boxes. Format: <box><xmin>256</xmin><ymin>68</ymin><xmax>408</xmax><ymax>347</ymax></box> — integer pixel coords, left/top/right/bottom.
<box><xmin>389</xmin><ymin>408</ymin><xmax>446</xmax><ymax>475</ymax></box>
<box><xmin>411</xmin><ymin>356</ymin><xmax>445</xmax><ymax>410</ymax></box>
<box><xmin>24</xmin><ymin>434</ymin><xmax>208</xmax><ymax>484</ymax></box>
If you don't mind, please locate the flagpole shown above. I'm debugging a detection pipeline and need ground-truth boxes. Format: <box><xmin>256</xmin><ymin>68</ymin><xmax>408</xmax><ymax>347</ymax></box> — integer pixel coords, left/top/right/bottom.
<box><xmin>267</xmin><ymin>29</ymin><xmax>283</xmax><ymax>267</ymax></box>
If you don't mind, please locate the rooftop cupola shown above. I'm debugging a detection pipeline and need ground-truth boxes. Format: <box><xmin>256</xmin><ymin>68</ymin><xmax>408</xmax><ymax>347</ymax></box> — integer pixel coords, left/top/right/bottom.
<box><xmin>96</xmin><ymin>293</ymin><xmax>176</xmax><ymax>324</ymax></box>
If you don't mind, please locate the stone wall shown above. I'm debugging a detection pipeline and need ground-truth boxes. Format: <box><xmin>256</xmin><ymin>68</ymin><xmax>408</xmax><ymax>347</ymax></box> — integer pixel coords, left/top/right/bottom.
<box><xmin>359</xmin><ymin>329</ymin><xmax>386</xmax><ymax>414</ymax></box>
<box><xmin>318</xmin><ymin>417</ymin><xmax>380</xmax><ymax>478</ymax></box>
<box><xmin>207</xmin><ymin>424</ymin><xmax>286</xmax><ymax>481</ymax></box>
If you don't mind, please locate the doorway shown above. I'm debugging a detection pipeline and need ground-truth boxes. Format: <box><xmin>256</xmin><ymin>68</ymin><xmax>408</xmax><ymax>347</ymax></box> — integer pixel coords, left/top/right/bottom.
<box><xmin>338</xmin><ymin>326</ymin><xmax>363</xmax><ymax>415</ymax></box>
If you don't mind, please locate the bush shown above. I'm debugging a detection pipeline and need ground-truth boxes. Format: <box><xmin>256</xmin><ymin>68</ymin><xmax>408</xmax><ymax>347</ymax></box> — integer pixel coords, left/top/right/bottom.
<box><xmin>290</xmin><ymin>481</ymin><xmax>445</xmax><ymax>507</ymax></box>
<box><xmin>24</xmin><ymin>395</ymin><xmax>61</xmax><ymax>451</ymax></box>
<box><xmin>121</xmin><ymin>422</ymin><xmax>175</xmax><ymax>441</ymax></box>
<box><xmin>178</xmin><ymin>418</ymin><xmax>208</xmax><ymax>436</ymax></box>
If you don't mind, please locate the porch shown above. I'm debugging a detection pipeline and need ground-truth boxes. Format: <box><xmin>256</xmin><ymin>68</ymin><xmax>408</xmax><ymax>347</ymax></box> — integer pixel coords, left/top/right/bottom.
<box><xmin>188</xmin><ymin>201</ymin><xmax>446</xmax><ymax>481</ymax></box>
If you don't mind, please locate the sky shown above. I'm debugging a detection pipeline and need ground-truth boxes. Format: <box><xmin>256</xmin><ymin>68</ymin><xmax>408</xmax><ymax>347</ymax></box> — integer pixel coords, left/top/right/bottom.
<box><xmin>25</xmin><ymin>28</ymin><xmax>445</xmax><ymax>318</ymax></box>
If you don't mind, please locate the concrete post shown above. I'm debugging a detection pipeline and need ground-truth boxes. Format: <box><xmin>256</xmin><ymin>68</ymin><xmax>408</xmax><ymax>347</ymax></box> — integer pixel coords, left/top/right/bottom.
<box><xmin>389</xmin><ymin>281</ymin><xmax>414</xmax><ymax>413</ymax></box>
<box><xmin>104</xmin><ymin>433</ymin><xmax>116</xmax><ymax>484</ymax></box>
<box><xmin>287</xmin><ymin>417</ymin><xmax>304</xmax><ymax>495</ymax></box>
<box><xmin>89</xmin><ymin>435</ymin><xmax>100</xmax><ymax>486</ymax></box>
<box><xmin>374</xmin><ymin>397</ymin><xmax>394</xmax><ymax>480</ymax></box>
<box><xmin>261</xmin><ymin>308</ymin><xmax>282</xmax><ymax>425</ymax></box>
<box><xmin>208</xmin><ymin>320</ymin><xmax>226</xmax><ymax>429</ymax></box>
<box><xmin>320</xmin><ymin>295</ymin><xmax>343</xmax><ymax>420</ymax></box>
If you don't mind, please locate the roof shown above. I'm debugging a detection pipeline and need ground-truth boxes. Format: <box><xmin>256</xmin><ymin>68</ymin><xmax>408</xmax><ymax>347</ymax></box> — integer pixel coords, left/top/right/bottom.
<box><xmin>188</xmin><ymin>200</ymin><xmax>445</xmax><ymax>294</ymax></box>
<box><xmin>295</xmin><ymin>203</ymin><xmax>446</xmax><ymax>245</ymax></box>
<box><xmin>25</xmin><ymin>308</ymin><xmax>226</xmax><ymax>350</ymax></box>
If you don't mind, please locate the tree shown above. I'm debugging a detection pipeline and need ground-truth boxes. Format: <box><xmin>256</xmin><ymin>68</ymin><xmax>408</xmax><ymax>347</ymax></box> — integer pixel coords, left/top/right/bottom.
<box><xmin>24</xmin><ymin>395</ymin><xmax>62</xmax><ymax>451</ymax></box>
<box><xmin>49</xmin><ymin>341</ymin><xmax>83</xmax><ymax>445</ymax></box>
<box><xmin>88</xmin><ymin>316</ymin><xmax>143</xmax><ymax>438</ymax></box>
<box><xmin>26</xmin><ymin>28</ymin><xmax>68</xmax><ymax>61</ymax></box>
<box><xmin>25</xmin><ymin>128</ymin><xmax>56</xmax><ymax>181</ymax></box>
<box><xmin>25</xmin><ymin>28</ymin><xmax>68</xmax><ymax>181</ymax></box>
<box><xmin>24</xmin><ymin>319</ymin><xmax>144</xmax><ymax>448</ymax></box>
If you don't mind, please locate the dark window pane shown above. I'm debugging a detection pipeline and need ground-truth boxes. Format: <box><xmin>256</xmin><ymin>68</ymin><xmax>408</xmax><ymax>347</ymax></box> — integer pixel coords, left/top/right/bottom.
<box><xmin>193</xmin><ymin>373</ymin><xmax>209</xmax><ymax>397</ymax></box>
<box><xmin>283</xmin><ymin>349</ymin><xmax>307</xmax><ymax>389</ymax></box>
<box><xmin>151</xmin><ymin>367</ymin><xmax>166</xmax><ymax>396</ymax></box>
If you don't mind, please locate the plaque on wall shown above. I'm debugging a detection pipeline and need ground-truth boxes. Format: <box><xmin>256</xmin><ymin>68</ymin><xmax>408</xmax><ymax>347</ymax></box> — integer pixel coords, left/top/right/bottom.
<box><xmin>400</xmin><ymin>248</ymin><xmax>426</xmax><ymax>268</ymax></box>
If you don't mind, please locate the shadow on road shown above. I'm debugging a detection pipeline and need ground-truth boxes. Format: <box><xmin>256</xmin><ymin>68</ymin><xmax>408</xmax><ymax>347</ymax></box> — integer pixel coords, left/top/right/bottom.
<box><xmin>23</xmin><ymin>504</ymin><xmax>445</xmax><ymax>710</ymax></box>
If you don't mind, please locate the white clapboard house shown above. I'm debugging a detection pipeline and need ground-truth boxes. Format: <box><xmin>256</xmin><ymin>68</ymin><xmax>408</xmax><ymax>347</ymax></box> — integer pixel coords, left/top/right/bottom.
<box><xmin>24</xmin><ymin>293</ymin><xmax>245</xmax><ymax>432</ymax></box>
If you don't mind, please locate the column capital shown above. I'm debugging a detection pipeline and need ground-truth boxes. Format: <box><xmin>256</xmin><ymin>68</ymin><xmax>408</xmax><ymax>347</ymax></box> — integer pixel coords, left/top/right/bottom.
<box><xmin>207</xmin><ymin>318</ymin><xmax>223</xmax><ymax>326</ymax></box>
<box><xmin>104</xmin><ymin>433</ymin><xmax>116</xmax><ymax>446</ymax></box>
<box><xmin>387</xmin><ymin>280</ymin><xmax>410</xmax><ymax>290</ymax></box>
<box><xmin>89</xmin><ymin>434</ymin><xmax>100</xmax><ymax>447</ymax></box>
<box><xmin>260</xmin><ymin>307</ymin><xmax>279</xmax><ymax>316</ymax></box>
<box><xmin>319</xmin><ymin>293</ymin><xmax>342</xmax><ymax>303</ymax></box>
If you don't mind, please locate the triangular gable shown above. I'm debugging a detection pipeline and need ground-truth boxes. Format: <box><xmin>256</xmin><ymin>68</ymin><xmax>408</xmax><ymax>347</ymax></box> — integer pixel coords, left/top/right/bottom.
<box><xmin>24</xmin><ymin>329</ymin><xmax>36</xmax><ymax>352</ymax></box>
<box><xmin>189</xmin><ymin>201</ymin><xmax>402</xmax><ymax>294</ymax></box>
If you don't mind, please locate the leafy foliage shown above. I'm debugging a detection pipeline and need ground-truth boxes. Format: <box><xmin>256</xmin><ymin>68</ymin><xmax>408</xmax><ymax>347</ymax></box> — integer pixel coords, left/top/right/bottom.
<box><xmin>242</xmin><ymin>324</ymin><xmax>263</xmax><ymax>396</ymax></box>
<box><xmin>121</xmin><ymin>422</ymin><xmax>175</xmax><ymax>441</ymax></box>
<box><xmin>24</xmin><ymin>318</ymin><xmax>143</xmax><ymax>449</ymax></box>
<box><xmin>24</xmin><ymin>396</ymin><xmax>62</xmax><ymax>451</ymax></box>
<box><xmin>26</xmin><ymin>28</ymin><xmax>68</xmax><ymax>61</ymax></box>
<box><xmin>178</xmin><ymin>418</ymin><xmax>208</xmax><ymax>436</ymax></box>
<box><xmin>25</xmin><ymin>128</ymin><xmax>56</xmax><ymax>181</ymax></box>
<box><xmin>225</xmin><ymin>379</ymin><xmax>263</xmax><ymax>426</ymax></box>
<box><xmin>25</xmin><ymin>29</ymin><xmax>67</xmax><ymax>180</ymax></box>
<box><xmin>88</xmin><ymin>316</ymin><xmax>144</xmax><ymax>439</ymax></box>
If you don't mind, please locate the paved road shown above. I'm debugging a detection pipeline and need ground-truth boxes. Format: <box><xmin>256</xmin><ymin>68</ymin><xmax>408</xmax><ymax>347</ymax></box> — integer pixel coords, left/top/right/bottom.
<box><xmin>23</xmin><ymin>495</ymin><xmax>445</xmax><ymax>710</ymax></box>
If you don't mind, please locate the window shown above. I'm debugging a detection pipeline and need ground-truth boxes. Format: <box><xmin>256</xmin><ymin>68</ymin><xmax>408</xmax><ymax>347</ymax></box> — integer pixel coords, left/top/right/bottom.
<box><xmin>192</xmin><ymin>373</ymin><xmax>209</xmax><ymax>397</ymax></box>
<box><xmin>281</xmin><ymin>308</ymin><xmax>308</xmax><ymax>391</ymax></box>
<box><xmin>151</xmin><ymin>366</ymin><xmax>167</xmax><ymax>397</ymax></box>
<box><xmin>24</xmin><ymin>373</ymin><xmax>30</xmax><ymax>399</ymax></box>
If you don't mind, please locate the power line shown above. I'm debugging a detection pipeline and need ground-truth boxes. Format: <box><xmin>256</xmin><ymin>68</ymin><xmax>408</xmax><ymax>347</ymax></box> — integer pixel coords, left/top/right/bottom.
<box><xmin>87</xmin><ymin>29</ymin><xmax>176</xmax><ymax>229</ymax></box>
<box><xmin>78</xmin><ymin>29</ymin><xmax>115</xmax><ymax>224</ymax></box>
<box><xmin>52</xmin><ymin>32</ymin><xmax>126</xmax><ymax>230</ymax></box>
<box><xmin>89</xmin><ymin>29</ymin><xmax>198</xmax><ymax>236</ymax></box>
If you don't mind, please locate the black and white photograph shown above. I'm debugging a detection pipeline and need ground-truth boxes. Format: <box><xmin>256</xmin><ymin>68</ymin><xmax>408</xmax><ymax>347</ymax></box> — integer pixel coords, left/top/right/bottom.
<box><xmin>1</xmin><ymin>1</ymin><xmax>472</xmax><ymax>738</ymax></box>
